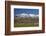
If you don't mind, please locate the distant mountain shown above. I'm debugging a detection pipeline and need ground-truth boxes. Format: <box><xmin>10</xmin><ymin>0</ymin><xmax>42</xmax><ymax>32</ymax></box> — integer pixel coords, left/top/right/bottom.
<box><xmin>15</xmin><ymin>13</ymin><xmax>39</xmax><ymax>18</ymax></box>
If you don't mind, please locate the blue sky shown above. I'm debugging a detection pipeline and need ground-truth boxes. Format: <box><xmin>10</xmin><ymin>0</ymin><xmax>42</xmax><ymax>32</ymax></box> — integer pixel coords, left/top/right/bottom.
<box><xmin>14</xmin><ymin>8</ymin><xmax>39</xmax><ymax>15</ymax></box>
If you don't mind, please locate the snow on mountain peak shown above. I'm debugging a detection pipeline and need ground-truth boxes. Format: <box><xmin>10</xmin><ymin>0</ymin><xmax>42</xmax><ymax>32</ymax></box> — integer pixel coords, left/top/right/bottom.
<box><xmin>15</xmin><ymin>13</ymin><xmax>39</xmax><ymax>18</ymax></box>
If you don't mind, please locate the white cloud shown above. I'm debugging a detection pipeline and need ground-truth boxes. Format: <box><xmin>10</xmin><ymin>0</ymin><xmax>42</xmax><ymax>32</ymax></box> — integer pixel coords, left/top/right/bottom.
<box><xmin>15</xmin><ymin>13</ymin><xmax>39</xmax><ymax>18</ymax></box>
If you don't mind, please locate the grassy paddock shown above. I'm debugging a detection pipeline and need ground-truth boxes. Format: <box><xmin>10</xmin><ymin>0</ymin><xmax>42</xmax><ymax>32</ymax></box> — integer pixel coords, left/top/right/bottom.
<box><xmin>14</xmin><ymin>23</ymin><xmax>39</xmax><ymax>27</ymax></box>
<box><xmin>14</xmin><ymin>17</ymin><xmax>39</xmax><ymax>27</ymax></box>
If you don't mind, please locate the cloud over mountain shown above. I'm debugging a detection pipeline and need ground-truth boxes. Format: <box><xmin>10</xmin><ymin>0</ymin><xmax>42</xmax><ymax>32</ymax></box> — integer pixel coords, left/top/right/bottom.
<box><xmin>15</xmin><ymin>13</ymin><xmax>39</xmax><ymax>18</ymax></box>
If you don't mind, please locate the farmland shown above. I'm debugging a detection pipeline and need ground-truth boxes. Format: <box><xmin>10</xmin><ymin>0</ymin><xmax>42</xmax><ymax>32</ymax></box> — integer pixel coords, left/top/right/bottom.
<box><xmin>14</xmin><ymin>17</ymin><xmax>39</xmax><ymax>27</ymax></box>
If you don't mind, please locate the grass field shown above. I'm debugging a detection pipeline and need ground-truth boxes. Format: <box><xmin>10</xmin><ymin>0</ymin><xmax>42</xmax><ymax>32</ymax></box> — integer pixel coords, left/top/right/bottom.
<box><xmin>14</xmin><ymin>23</ymin><xmax>38</xmax><ymax>27</ymax></box>
<box><xmin>14</xmin><ymin>17</ymin><xmax>39</xmax><ymax>27</ymax></box>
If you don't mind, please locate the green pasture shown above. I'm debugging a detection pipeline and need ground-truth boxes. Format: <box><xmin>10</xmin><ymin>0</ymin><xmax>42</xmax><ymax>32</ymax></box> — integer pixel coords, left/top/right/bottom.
<box><xmin>14</xmin><ymin>23</ymin><xmax>39</xmax><ymax>27</ymax></box>
<box><xmin>14</xmin><ymin>17</ymin><xmax>39</xmax><ymax>27</ymax></box>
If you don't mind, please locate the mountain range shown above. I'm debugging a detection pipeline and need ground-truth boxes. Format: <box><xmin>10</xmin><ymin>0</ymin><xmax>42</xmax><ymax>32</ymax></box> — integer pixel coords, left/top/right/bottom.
<box><xmin>15</xmin><ymin>13</ymin><xmax>39</xmax><ymax>18</ymax></box>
